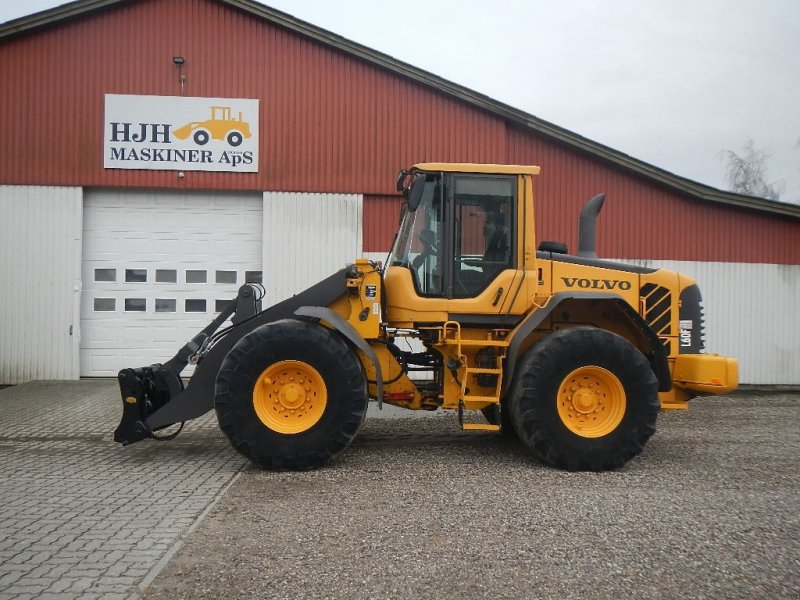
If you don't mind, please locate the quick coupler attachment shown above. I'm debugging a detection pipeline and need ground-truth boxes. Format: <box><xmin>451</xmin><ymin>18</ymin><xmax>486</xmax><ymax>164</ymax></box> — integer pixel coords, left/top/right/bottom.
<box><xmin>114</xmin><ymin>368</ymin><xmax>153</xmax><ymax>446</ymax></box>
<box><xmin>114</xmin><ymin>364</ymin><xmax>185</xmax><ymax>445</ymax></box>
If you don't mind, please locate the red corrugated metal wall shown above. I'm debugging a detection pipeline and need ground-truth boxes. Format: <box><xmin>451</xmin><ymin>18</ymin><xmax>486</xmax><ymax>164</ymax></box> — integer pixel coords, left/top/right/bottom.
<box><xmin>0</xmin><ymin>0</ymin><xmax>505</xmax><ymax>193</ymax></box>
<box><xmin>363</xmin><ymin>195</ymin><xmax>403</xmax><ymax>252</ymax></box>
<box><xmin>506</xmin><ymin>128</ymin><xmax>800</xmax><ymax>263</ymax></box>
<box><xmin>0</xmin><ymin>0</ymin><xmax>798</xmax><ymax>263</ymax></box>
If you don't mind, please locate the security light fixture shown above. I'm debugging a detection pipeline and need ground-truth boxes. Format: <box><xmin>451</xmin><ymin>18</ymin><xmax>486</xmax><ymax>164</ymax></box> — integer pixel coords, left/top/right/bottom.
<box><xmin>172</xmin><ymin>56</ymin><xmax>186</xmax><ymax>94</ymax></box>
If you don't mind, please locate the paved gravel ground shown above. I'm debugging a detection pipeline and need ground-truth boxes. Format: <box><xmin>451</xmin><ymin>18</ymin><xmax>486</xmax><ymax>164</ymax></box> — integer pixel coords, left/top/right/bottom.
<box><xmin>0</xmin><ymin>380</ymin><xmax>245</xmax><ymax>600</ymax></box>
<box><xmin>142</xmin><ymin>392</ymin><xmax>799</xmax><ymax>600</ymax></box>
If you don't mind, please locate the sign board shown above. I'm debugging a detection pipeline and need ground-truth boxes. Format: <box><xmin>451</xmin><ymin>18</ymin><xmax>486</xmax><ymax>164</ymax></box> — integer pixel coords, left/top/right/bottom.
<box><xmin>104</xmin><ymin>94</ymin><xmax>259</xmax><ymax>172</ymax></box>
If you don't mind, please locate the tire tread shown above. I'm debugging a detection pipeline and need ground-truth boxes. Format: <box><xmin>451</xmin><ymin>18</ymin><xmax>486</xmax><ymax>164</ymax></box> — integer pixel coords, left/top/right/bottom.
<box><xmin>510</xmin><ymin>327</ymin><xmax>660</xmax><ymax>471</ymax></box>
<box><xmin>215</xmin><ymin>319</ymin><xmax>368</xmax><ymax>471</ymax></box>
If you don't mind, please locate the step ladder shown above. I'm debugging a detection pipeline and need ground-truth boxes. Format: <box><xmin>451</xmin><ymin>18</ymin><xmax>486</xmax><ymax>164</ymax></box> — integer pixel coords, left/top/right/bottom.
<box><xmin>442</xmin><ymin>321</ymin><xmax>505</xmax><ymax>432</ymax></box>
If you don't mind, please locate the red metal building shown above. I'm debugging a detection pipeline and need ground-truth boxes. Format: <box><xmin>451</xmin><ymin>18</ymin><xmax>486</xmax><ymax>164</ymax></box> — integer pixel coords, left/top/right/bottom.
<box><xmin>1</xmin><ymin>0</ymin><xmax>799</xmax><ymax>384</ymax></box>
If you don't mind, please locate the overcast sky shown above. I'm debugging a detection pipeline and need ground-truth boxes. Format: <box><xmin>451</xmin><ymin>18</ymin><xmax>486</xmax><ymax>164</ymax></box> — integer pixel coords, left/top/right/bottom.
<box><xmin>3</xmin><ymin>0</ymin><xmax>799</xmax><ymax>203</ymax></box>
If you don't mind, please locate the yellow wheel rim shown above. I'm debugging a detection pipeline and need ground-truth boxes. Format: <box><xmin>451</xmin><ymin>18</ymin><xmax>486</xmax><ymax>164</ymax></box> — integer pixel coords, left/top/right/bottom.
<box><xmin>556</xmin><ymin>366</ymin><xmax>626</xmax><ymax>438</ymax></box>
<box><xmin>252</xmin><ymin>360</ymin><xmax>327</xmax><ymax>434</ymax></box>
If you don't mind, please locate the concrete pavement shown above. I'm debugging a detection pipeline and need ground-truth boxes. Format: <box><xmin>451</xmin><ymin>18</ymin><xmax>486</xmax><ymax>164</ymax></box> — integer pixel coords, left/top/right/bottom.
<box><xmin>0</xmin><ymin>380</ymin><xmax>246</xmax><ymax>600</ymax></box>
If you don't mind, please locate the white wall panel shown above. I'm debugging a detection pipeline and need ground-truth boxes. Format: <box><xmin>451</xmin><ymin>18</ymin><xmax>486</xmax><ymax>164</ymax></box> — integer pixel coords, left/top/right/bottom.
<box><xmin>369</xmin><ymin>251</ymin><xmax>798</xmax><ymax>385</ymax></box>
<box><xmin>618</xmin><ymin>259</ymin><xmax>800</xmax><ymax>385</ymax></box>
<box><xmin>371</xmin><ymin>253</ymin><xmax>800</xmax><ymax>384</ymax></box>
<box><xmin>262</xmin><ymin>192</ymin><xmax>362</xmax><ymax>306</ymax></box>
<box><xmin>0</xmin><ymin>186</ymin><xmax>82</xmax><ymax>383</ymax></box>
<box><xmin>3</xmin><ymin>183</ymin><xmax>790</xmax><ymax>388</ymax></box>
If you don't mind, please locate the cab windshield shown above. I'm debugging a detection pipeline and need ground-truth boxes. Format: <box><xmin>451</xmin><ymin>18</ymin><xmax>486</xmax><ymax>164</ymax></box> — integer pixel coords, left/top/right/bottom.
<box><xmin>388</xmin><ymin>173</ymin><xmax>443</xmax><ymax>296</ymax></box>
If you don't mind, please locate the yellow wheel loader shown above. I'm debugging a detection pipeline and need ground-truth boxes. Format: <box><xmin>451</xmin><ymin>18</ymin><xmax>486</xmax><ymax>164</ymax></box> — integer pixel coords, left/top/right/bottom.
<box><xmin>114</xmin><ymin>163</ymin><xmax>738</xmax><ymax>471</ymax></box>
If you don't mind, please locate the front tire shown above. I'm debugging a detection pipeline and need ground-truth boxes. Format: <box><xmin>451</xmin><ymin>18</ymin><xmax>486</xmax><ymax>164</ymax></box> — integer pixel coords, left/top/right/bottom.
<box><xmin>510</xmin><ymin>327</ymin><xmax>659</xmax><ymax>471</ymax></box>
<box><xmin>215</xmin><ymin>319</ymin><xmax>368</xmax><ymax>470</ymax></box>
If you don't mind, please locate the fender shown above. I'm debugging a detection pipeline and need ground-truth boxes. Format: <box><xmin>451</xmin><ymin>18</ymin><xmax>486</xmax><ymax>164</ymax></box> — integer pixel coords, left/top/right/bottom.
<box><xmin>502</xmin><ymin>292</ymin><xmax>672</xmax><ymax>395</ymax></box>
<box><xmin>294</xmin><ymin>306</ymin><xmax>384</xmax><ymax>406</ymax></box>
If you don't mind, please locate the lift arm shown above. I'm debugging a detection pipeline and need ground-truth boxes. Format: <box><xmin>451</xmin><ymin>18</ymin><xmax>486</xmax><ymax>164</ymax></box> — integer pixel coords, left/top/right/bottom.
<box><xmin>114</xmin><ymin>271</ymin><xmax>348</xmax><ymax>445</ymax></box>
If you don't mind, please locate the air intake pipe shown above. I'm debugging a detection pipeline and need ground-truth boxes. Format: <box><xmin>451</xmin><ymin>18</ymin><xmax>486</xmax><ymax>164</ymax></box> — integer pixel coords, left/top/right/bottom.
<box><xmin>577</xmin><ymin>193</ymin><xmax>606</xmax><ymax>258</ymax></box>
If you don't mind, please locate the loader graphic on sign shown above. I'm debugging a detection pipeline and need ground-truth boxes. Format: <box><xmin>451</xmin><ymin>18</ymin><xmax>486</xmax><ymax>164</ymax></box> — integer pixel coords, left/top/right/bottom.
<box><xmin>173</xmin><ymin>106</ymin><xmax>252</xmax><ymax>147</ymax></box>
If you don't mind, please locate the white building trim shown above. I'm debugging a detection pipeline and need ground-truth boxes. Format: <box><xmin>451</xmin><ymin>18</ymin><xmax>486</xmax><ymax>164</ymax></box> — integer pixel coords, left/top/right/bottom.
<box><xmin>262</xmin><ymin>192</ymin><xmax>363</xmax><ymax>306</ymax></box>
<box><xmin>0</xmin><ymin>185</ymin><xmax>795</xmax><ymax>386</ymax></box>
<box><xmin>0</xmin><ymin>185</ymin><xmax>82</xmax><ymax>383</ymax></box>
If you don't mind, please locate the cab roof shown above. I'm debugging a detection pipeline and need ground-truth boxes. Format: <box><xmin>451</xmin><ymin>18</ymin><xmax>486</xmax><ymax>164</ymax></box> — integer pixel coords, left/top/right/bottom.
<box><xmin>412</xmin><ymin>163</ymin><xmax>541</xmax><ymax>176</ymax></box>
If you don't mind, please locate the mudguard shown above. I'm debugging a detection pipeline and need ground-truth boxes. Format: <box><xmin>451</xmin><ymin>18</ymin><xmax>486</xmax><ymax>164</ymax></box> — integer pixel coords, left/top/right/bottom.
<box><xmin>294</xmin><ymin>306</ymin><xmax>384</xmax><ymax>406</ymax></box>
<box><xmin>502</xmin><ymin>292</ymin><xmax>672</xmax><ymax>395</ymax></box>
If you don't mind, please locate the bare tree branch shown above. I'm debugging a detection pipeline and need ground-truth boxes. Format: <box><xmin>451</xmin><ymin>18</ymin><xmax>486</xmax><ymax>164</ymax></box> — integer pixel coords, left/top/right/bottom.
<box><xmin>720</xmin><ymin>138</ymin><xmax>783</xmax><ymax>200</ymax></box>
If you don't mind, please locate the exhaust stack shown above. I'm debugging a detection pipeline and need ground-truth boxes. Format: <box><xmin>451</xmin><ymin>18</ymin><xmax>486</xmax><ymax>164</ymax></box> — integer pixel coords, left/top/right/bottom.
<box><xmin>577</xmin><ymin>193</ymin><xmax>606</xmax><ymax>258</ymax></box>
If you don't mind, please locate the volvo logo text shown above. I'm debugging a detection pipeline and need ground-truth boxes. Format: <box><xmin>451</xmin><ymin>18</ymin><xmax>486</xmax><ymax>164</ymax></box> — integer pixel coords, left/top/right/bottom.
<box><xmin>562</xmin><ymin>277</ymin><xmax>632</xmax><ymax>291</ymax></box>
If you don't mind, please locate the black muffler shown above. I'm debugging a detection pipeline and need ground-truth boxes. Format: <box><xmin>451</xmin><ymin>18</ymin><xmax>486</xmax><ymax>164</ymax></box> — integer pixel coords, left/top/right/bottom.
<box><xmin>577</xmin><ymin>193</ymin><xmax>605</xmax><ymax>258</ymax></box>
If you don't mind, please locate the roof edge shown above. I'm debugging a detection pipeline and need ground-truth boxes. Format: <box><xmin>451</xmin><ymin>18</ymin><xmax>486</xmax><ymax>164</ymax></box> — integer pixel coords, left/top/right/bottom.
<box><xmin>0</xmin><ymin>0</ymin><xmax>130</xmax><ymax>37</ymax></box>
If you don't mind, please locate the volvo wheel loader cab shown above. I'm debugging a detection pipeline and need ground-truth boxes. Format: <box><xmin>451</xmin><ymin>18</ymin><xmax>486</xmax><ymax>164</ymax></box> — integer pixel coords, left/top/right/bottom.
<box><xmin>114</xmin><ymin>163</ymin><xmax>738</xmax><ymax>472</ymax></box>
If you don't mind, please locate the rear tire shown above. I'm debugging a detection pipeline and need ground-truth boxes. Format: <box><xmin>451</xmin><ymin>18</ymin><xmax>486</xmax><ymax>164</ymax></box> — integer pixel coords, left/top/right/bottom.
<box><xmin>215</xmin><ymin>319</ymin><xmax>368</xmax><ymax>470</ymax></box>
<box><xmin>510</xmin><ymin>327</ymin><xmax>659</xmax><ymax>471</ymax></box>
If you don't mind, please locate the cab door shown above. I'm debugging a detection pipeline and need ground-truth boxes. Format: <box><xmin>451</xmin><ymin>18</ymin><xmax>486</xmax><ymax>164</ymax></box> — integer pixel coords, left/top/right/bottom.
<box><xmin>445</xmin><ymin>173</ymin><xmax>518</xmax><ymax>318</ymax></box>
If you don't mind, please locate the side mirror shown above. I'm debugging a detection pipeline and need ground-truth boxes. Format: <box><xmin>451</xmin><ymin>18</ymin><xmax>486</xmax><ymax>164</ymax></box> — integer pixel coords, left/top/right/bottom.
<box><xmin>407</xmin><ymin>175</ymin><xmax>426</xmax><ymax>212</ymax></box>
<box><xmin>395</xmin><ymin>169</ymin><xmax>409</xmax><ymax>193</ymax></box>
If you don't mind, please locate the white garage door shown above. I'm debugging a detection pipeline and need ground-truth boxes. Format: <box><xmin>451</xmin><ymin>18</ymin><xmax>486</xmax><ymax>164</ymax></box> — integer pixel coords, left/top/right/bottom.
<box><xmin>81</xmin><ymin>190</ymin><xmax>262</xmax><ymax>376</ymax></box>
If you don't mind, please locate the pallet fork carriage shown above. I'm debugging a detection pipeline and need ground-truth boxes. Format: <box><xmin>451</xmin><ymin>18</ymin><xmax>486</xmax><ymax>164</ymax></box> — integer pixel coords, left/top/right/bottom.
<box><xmin>115</xmin><ymin>163</ymin><xmax>738</xmax><ymax>471</ymax></box>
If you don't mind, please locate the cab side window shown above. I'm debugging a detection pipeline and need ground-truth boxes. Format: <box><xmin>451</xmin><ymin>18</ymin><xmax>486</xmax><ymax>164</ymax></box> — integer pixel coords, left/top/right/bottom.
<box><xmin>452</xmin><ymin>176</ymin><xmax>515</xmax><ymax>298</ymax></box>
